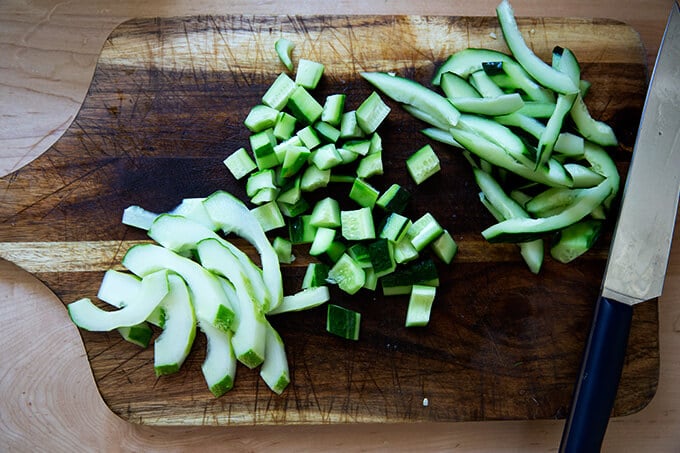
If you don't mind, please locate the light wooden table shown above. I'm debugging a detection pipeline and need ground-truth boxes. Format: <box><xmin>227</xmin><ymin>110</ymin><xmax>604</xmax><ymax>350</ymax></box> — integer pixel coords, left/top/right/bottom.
<box><xmin>1</xmin><ymin>1</ymin><xmax>678</xmax><ymax>451</ymax></box>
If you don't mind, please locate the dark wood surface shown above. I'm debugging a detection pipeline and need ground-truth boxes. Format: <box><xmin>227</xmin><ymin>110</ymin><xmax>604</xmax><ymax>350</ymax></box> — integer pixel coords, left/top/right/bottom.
<box><xmin>0</xmin><ymin>15</ymin><xmax>656</xmax><ymax>425</ymax></box>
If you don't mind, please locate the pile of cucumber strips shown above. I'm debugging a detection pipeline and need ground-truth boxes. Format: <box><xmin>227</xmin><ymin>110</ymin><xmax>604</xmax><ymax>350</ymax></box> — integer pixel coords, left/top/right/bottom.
<box><xmin>66</xmin><ymin>0</ymin><xmax>619</xmax><ymax>397</ymax></box>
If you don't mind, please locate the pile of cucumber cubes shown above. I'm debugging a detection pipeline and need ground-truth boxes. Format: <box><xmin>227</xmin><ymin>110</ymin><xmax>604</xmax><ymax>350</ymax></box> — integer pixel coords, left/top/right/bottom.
<box><xmin>224</xmin><ymin>40</ymin><xmax>458</xmax><ymax>340</ymax></box>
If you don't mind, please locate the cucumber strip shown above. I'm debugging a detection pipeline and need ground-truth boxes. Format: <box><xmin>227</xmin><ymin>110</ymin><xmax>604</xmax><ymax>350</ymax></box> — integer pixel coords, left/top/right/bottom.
<box><xmin>302</xmin><ymin>262</ymin><xmax>330</xmax><ymax>288</ymax></box>
<box><xmin>295</xmin><ymin>58</ymin><xmax>325</xmax><ymax>89</ymax></box>
<box><xmin>200</xmin><ymin>321</ymin><xmax>237</xmax><ymax>397</ymax></box>
<box><xmin>356</xmin><ymin>152</ymin><xmax>384</xmax><ymax>179</ymax></box>
<box><xmin>273</xmin><ymin>236</ymin><xmax>295</xmax><ymax>264</ymax></box>
<box><xmin>550</xmin><ymin>219</ymin><xmax>603</xmax><ymax>263</ymax></box>
<box><xmin>553</xmin><ymin>132</ymin><xmax>585</xmax><ymax>158</ymax></box>
<box><xmin>68</xmin><ymin>269</ymin><xmax>169</xmax><ymax>332</ymax></box>
<box><xmin>450</xmin><ymin>93</ymin><xmax>525</xmax><ymax>116</ymax></box>
<box><xmin>496</xmin><ymin>0</ymin><xmax>578</xmax><ymax>95</ymax></box>
<box><xmin>259</xmin><ymin>321</ymin><xmax>290</xmax><ymax>394</ymax></box>
<box><xmin>349</xmin><ymin>178</ymin><xmax>380</xmax><ymax>208</ymax></box>
<box><xmin>564</xmin><ymin>163</ymin><xmax>606</xmax><ymax>188</ymax></box>
<box><xmin>401</xmin><ymin>104</ymin><xmax>450</xmax><ymax>130</ymax></box>
<box><xmin>341</xmin><ymin>207</ymin><xmax>375</xmax><ymax>241</ymax></box>
<box><xmin>123</xmin><ymin>244</ymin><xmax>236</xmax><ymax>331</ymax></box>
<box><xmin>360</xmin><ymin>71</ymin><xmax>460</xmax><ymax>128</ymax></box>
<box><xmin>197</xmin><ymin>239</ymin><xmax>267</xmax><ymax>369</ymax></box>
<box><xmin>262</xmin><ymin>73</ymin><xmax>296</xmax><ymax>110</ymax></box>
<box><xmin>326</xmin><ymin>304</ymin><xmax>361</xmax><ymax>340</ymax></box>
<box><xmin>147</xmin><ymin>214</ymin><xmax>269</xmax><ymax>311</ymax></box>
<box><xmin>268</xmin><ymin>286</ymin><xmax>330</xmax><ymax>314</ymax></box>
<box><xmin>517</xmin><ymin>102</ymin><xmax>556</xmax><ymax>118</ymax></box>
<box><xmin>469</xmin><ymin>70</ymin><xmax>505</xmax><ymax>97</ymax></box>
<box><xmin>405</xmin><ymin>285</ymin><xmax>437</xmax><ymax>327</ymax></box>
<box><xmin>536</xmin><ymin>92</ymin><xmax>577</xmax><ymax>166</ymax></box>
<box><xmin>154</xmin><ymin>274</ymin><xmax>197</xmax><ymax>376</ymax></box>
<box><xmin>275</xmin><ymin>38</ymin><xmax>295</xmax><ymax>71</ymax></box>
<box><xmin>203</xmin><ymin>191</ymin><xmax>284</xmax><ymax>310</ymax></box>
<box><xmin>310</xmin><ymin>197</ymin><xmax>341</xmax><ymax>228</ymax></box>
<box><xmin>449</xmin><ymin>128</ymin><xmax>572</xmax><ymax>188</ymax></box>
<box><xmin>122</xmin><ymin>205</ymin><xmax>158</xmax><ymax>231</ymax></box>
<box><xmin>482</xmin><ymin>181</ymin><xmax>612</xmax><ymax>243</ymax></box>
<box><xmin>583</xmin><ymin>141</ymin><xmax>620</xmax><ymax>209</ymax></box>
<box><xmin>440</xmin><ymin>72</ymin><xmax>481</xmax><ymax>98</ymax></box>
<box><xmin>356</xmin><ymin>91</ymin><xmax>391</xmax><ymax>134</ymax></box>
<box><xmin>421</xmin><ymin>127</ymin><xmax>464</xmax><ymax>149</ymax></box>
<box><xmin>406</xmin><ymin>144</ymin><xmax>441</xmax><ymax>184</ymax></box>
<box><xmin>224</xmin><ymin>147</ymin><xmax>257</xmax><ymax>180</ymax></box>
<box><xmin>97</xmin><ymin>269</ymin><xmax>165</xmax><ymax>328</ymax></box>
<box><xmin>322</xmin><ymin>93</ymin><xmax>346</xmax><ymax>126</ymax></box>
<box><xmin>327</xmin><ymin>254</ymin><xmax>366</xmax><ymax>295</ymax></box>
<box><xmin>482</xmin><ymin>60</ymin><xmax>556</xmax><ymax>103</ymax></box>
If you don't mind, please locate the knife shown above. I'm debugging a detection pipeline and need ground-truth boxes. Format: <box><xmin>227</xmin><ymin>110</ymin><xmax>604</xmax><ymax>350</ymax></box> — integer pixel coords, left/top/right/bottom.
<box><xmin>559</xmin><ymin>3</ymin><xmax>680</xmax><ymax>452</ymax></box>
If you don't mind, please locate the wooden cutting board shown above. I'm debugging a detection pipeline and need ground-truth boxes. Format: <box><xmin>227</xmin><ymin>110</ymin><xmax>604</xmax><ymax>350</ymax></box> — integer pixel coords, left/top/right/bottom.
<box><xmin>0</xmin><ymin>15</ymin><xmax>655</xmax><ymax>426</ymax></box>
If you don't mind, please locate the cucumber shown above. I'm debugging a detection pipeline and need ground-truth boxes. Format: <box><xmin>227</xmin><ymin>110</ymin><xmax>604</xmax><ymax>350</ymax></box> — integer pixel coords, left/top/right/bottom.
<box><xmin>309</xmin><ymin>197</ymin><xmax>341</xmax><ymax>228</ymax></box>
<box><xmin>356</xmin><ymin>91</ymin><xmax>391</xmax><ymax>134</ymax></box>
<box><xmin>550</xmin><ymin>219</ymin><xmax>603</xmax><ymax>263</ymax></box>
<box><xmin>376</xmin><ymin>184</ymin><xmax>411</xmax><ymax>214</ymax></box>
<box><xmin>274</xmin><ymin>38</ymin><xmax>295</xmax><ymax>71</ymax></box>
<box><xmin>327</xmin><ymin>254</ymin><xmax>366</xmax><ymax>295</ymax></box>
<box><xmin>295</xmin><ymin>58</ymin><xmax>325</xmax><ymax>89</ymax></box>
<box><xmin>349</xmin><ymin>178</ymin><xmax>380</xmax><ymax>208</ymax></box>
<box><xmin>340</xmin><ymin>207</ymin><xmax>375</xmax><ymax>241</ymax></box>
<box><xmin>405</xmin><ymin>285</ymin><xmax>437</xmax><ymax>327</ymax></box>
<box><xmin>301</xmin><ymin>262</ymin><xmax>330</xmax><ymax>288</ymax></box>
<box><xmin>273</xmin><ymin>236</ymin><xmax>295</xmax><ymax>264</ymax></box>
<box><xmin>244</xmin><ymin>104</ymin><xmax>279</xmax><ymax>133</ymax></box>
<box><xmin>200</xmin><ymin>321</ymin><xmax>236</xmax><ymax>397</ymax></box>
<box><xmin>268</xmin><ymin>286</ymin><xmax>330</xmax><ymax>315</ymax></box>
<box><xmin>224</xmin><ymin>147</ymin><xmax>258</xmax><ymax>180</ymax></box>
<box><xmin>259</xmin><ymin>321</ymin><xmax>290</xmax><ymax>394</ymax></box>
<box><xmin>406</xmin><ymin>144</ymin><xmax>441</xmax><ymax>185</ymax></box>
<box><xmin>321</xmin><ymin>94</ymin><xmax>346</xmax><ymax>126</ymax></box>
<box><xmin>262</xmin><ymin>72</ymin><xmax>296</xmax><ymax>110</ymax></box>
<box><xmin>326</xmin><ymin>304</ymin><xmax>361</xmax><ymax>340</ymax></box>
<box><xmin>287</xmin><ymin>85</ymin><xmax>323</xmax><ymax>124</ymax></box>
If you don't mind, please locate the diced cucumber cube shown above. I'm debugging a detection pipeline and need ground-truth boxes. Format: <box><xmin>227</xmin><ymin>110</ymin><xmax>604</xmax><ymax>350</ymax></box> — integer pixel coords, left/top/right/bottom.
<box><xmin>287</xmin><ymin>85</ymin><xmax>323</xmax><ymax>124</ymax></box>
<box><xmin>273</xmin><ymin>236</ymin><xmax>295</xmax><ymax>264</ymax></box>
<box><xmin>250</xmin><ymin>128</ymin><xmax>278</xmax><ymax>170</ymax></box>
<box><xmin>295</xmin><ymin>58</ymin><xmax>325</xmax><ymax>89</ymax></box>
<box><xmin>246</xmin><ymin>169</ymin><xmax>276</xmax><ymax>198</ymax></box>
<box><xmin>363</xmin><ymin>267</ymin><xmax>378</xmax><ymax>291</ymax></box>
<box><xmin>341</xmin><ymin>207</ymin><xmax>375</xmax><ymax>241</ymax></box>
<box><xmin>274</xmin><ymin>135</ymin><xmax>303</xmax><ymax>164</ymax></box>
<box><xmin>251</xmin><ymin>187</ymin><xmax>279</xmax><ymax>205</ymax></box>
<box><xmin>405</xmin><ymin>285</ymin><xmax>437</xmax><ymax>327</ymax></box>
<box><xmin>347</xmin><ymin>243</ymin><xmax>373</xmax><ymax>269</ymax></box>
<box><xmin>300</xmin><ymin>164</ymin><xmax>331</xmax><ymax>192</ymax></box>
<box><xmin>337</xmin><ymin>147</ymin><xmax>360</xmax><ymax>164</ymax></box>
<box><xmin>277</xmin><ymin>198</ymin><xmax>310</xmax><ymax>217</ymax></box>
<box><xmin>407</xmin><ymin>213</ymin><xmax>444</xmax><ymax>251</ymax></box>
<box><xmin>263</xmin><ymin>73</ymin><xmax>296</xmax><ymax>110</ymax></box>
<box><xmin>349</xmin><ymin>178</ymin><xmax>380</xmax><ymax>208</ymax></box>
<box><xmin>288</xmin><ymin>215</ymin><xmax>317</xmax><ymax>244</ymax></box>
<box><xmin>302</xmin><ymin>262</ymin><xmax>330</xmax><ymax>289</ymax></box>
<box><xmin>369</xmin><ymin>132</ymin><xmax>383</xmax><ymax>154</ymax></box>
<box><xmin>277</xmin><ymin>176</ymin><xmax>302</xmax><ymax>204</ymax></box>
<box><xmin>356</xmin><ymin>152</ymin><xmax>384</xmax><ymax>179</ymax></box>
<box><xmin>296</xmin><ymin>125</ymin><xmax>321</xmax><ymax>149</ymax></box>
<box><xmin>376</xmin><ymin>184</ymin><xmax>411</xmax><ymax>214</ymax></box>
<box><xmin>394</xmin><ymin>234</ymin><xmax>420</xmax><ymax>264</ymax></box>
<box><xmin>379</xmin><ymin>212</ymin><xmax>411</xmax><ymax>243</ymax></box>
<box><xmin>311</xmin><ymin>143</ymin><xmax>343</xmax><ymax>170</ymax></box>
<box><xmin>321</xmin><ymin>94</ymin><xmax>346</xmax><ymax>126</ymax></box>
<box><xmin>309</xmin><ymin>227</ymin><xmax>337</xmax><ymax>256</ymax></box>
<box><xmin>224</xmin><ymin>147</ymin><xmax>257</xmax><ymax>180</ymax></box>
<box><xmin>251</xmin><ymin>201</ymin><xmax>285</xmax><ymax>232</ymax></box>
<box><xmin>273</xmin><ymin>111</ymin><xmax>297</xmax><ymax>140</ymax></box>
<box><xmin>326</xmin><ymin>304</ymin><xmax>361</xmax><ymax>340</ymax></box>
<box><xmin>342</xmin><ymin>140</ymin><xmax>371</xmax><ymax>156</ymax></box>
<box><xmin>367</xmin><ymin>238</ymin><xmax>396</xmax><ymax>278</ymax></box>
<box><xmin>406</xmin><ymin>144</ymin><xmax>441</xmax><ymax>184</ymax></box>
<box><xmin>244</xmin><ymin>105</ymin><xmax>280</xmax><ymax>132</ymax></box>
<box><xmin>281</xmin><ymin>145</ymin><xmax>311</xmax><ymax>178</ymax></box>
<box><xmin>340</xmin><ymin>110</ymin><xmax>365</xmax><ymax>139</ymax></box>
<box><xmin>314</xmin><ymin>121</ymin><xmax>341</xmax><ymax>143</ymax></box>
<box><xmin>356</xmin><ymin>92</ymin><xmax>391</xmax><ymax>134</ymax></box>
<box><xmin>322</xmin><ymin>240</ymin><xmax>347</xmax><ymax>264</ymax></box>
<box><xmin>430</xmin><ymin>229</ymin><xmax>458</xmax><ymax>264</ymax></box>
<box><xmin>327</xmin><ymin>254</ymin><xmax>365</xmax><ymax>295</ymax></box>
<box><xmin>310</xmin><ymin>197</ymin><xmax>341</xmax><ymax>228</ymax></box>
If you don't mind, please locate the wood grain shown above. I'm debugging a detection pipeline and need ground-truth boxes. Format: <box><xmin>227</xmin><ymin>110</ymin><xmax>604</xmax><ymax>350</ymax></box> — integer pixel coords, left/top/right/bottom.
<box><xmin>0</xmin><ymin>14</ymin><xmax>657</xmax><ymax>427</ymax></box>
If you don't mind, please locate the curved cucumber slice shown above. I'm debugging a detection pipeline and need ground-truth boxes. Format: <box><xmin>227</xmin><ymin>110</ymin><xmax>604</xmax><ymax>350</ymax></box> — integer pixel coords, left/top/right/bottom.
<box><xmin>122</xmin><ymin>243</ymin><xmax>235</xmax><ymax>332</ymax></box>
<box><xmin>154</xmin><ymin>274</ymin><xmax>197</xmax><ymax>376</ymax></box>
<box><xmin>203</xmin><ymin>191</ymin><xmax>284</xmax><ymax>311</ymax></box>
<box><xmin>267</xmin><ymin>286</ymin><xmax>330</xmax><ymax>315</ymax></box>
<box><xmin>260</xmin><ymin>321</ymin><xmax>290</xmax><ymax>394</ymax></box>
<box><xmin>275</xmin><ymin>38</ymin><xmax>295</xmax><ymax>71</ymax></box>
<box><xmin>200</xmin><ymin>321</ymin><xmax>237</xmax><ymax>397</ymax></box>
<box><xmin>197</xmin><ymin>238</ymin><xmax>267</xmax><ymax>369</ymax></box>
<box><xmin>68</xmin><ymin>269</ymin><xmax>169</xmax><ymax>331</ymax></box>
<box><xmin>97</xmin><ymin>269</ymin><xmax>165</xmax><ymax>327</ymax></box>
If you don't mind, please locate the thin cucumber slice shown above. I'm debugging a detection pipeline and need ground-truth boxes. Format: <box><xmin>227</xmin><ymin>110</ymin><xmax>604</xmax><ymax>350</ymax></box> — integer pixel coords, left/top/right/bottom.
<box><xmin>97</xmin><ymin>269</ymin><xmax>165</xmax><ymax>328</ymax></box>
<box><xmin>326</xmin><ymin>304</ymin><xmax>361</xmax><ymax>340</ymax></box>
<box><xmin>197</xmin><ymin>239</ymin><xmax>267</xmax><ymax>369</ymax></box>
<box><xmin>268</xmin><ymin>286</ymin><xmax>331</xmax><ymax>315</ymax></box>
<box><xmin>203</xmin><ymin>191</ymin><xmax>284</xmax><ymax>310</ymax></box>
<box><xmin>68</xmin><ymin>269</ymin><xmax>169</xmax><ymax>332</ymax></box>
<box><xmin>564</xmin><ymin>163</ymin><xmax>606</xmax><ymax>188</ymax></box>
<box><xmin>200</xmin><ymin>321</ymin><xmax>236</xmax><ymax>397</ymax></box>
<box><xmin>259</xmin><ymin>321</ymin><xmax>290</xmax><ymax>394</ymax></box>
<box><xmin>450</xmin><ymin>93</ymin><xmax>524</xmax><ymax>116</ymax></box>
<box><xmin>496</xmin><ymin>0</ymin><xmax>578</xmax><ymax>95</ymax></box>
<box><xmin>361</xmin><ymin>71</ymin><xmax>460</xmax><ymax>128</ymax></box>
<box><xmin>275</xmin><ymin>38</ymin><xmax>295</xmax><ymax>71</ymax></box>
<box><xmin>154</xmin><ymin>274</ymin><xmax>197</xmax><ymax>376</ymax></box>
<box><xmin>421</xmin><ymin>127</ymin><xmax>464</xmax><ymax>149</ymax></box>
<box><xmin>122</xmin><ymin>205</ymin><xmax>158</xmax><ymax>231</ymax></box>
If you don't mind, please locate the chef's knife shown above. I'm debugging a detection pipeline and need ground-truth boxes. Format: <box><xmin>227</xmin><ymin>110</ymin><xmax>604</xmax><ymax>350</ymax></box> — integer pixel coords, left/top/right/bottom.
<box><xmin>559</xmin><ymin>3</ymin><xmax>680</xmax><ymax>452</ymax></box>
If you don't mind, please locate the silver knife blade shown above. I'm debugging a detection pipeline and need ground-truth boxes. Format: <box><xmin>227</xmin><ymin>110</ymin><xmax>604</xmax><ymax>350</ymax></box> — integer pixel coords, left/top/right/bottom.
<box><xmin>601</xmin><ymin>1</ymin><xmax>680</xmax><ymax>306</ymax></box>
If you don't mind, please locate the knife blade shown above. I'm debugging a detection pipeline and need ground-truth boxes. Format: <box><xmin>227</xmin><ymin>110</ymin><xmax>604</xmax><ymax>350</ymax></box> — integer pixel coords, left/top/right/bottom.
<box><xmin>559</xmin><ymin>3</ymin><xmax>680</xmax><ymax>452</ymax></box>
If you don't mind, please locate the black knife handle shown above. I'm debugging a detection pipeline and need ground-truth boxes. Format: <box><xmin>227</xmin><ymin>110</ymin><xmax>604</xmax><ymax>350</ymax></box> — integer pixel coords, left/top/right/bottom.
<box><xmin>559</xmin><ymin>296</ymin><xmax>634</xmax><ymax>453</ymax></box>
